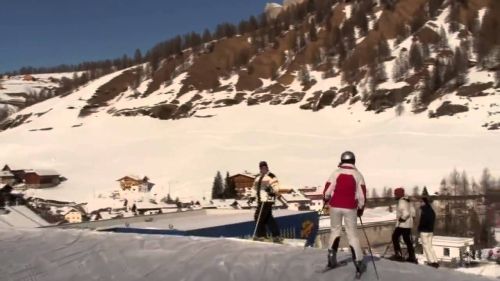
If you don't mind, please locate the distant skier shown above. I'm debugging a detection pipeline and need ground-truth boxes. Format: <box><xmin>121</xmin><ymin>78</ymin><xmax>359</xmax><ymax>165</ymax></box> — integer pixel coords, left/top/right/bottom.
<box><xmin>323</xmin><ymin>151</ymin><xmax>367</xmax><ymax>273</ymax></box>
<box><xmin>390</xmin><ymin>187</ymin><xmax>417</xmax><ymax>263</ymax></box>
<box><xmin>251</xmin><ymin>161</ymin><xmax>282</xmax><ymax>243</ymax></box>
<box><xmin>418</xmin><ymin>197</ymin><xmax>439</xmax><ymax>268</ymax></box>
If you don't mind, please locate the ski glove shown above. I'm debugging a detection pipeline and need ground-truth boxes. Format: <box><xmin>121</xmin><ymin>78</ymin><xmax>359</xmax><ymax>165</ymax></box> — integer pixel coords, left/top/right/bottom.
<box><xmin>324</xmin><ymin>194</ymin><xmax>331</xmax><ymax>202</ymax></box>
<box><xmin>357</xmin><ymin>208</ymin><xmax>364</xmax><ymax>217</ymax></box>
<box><xmin>398</xmin><ymin>218</ymin><xmax>407</xmax><ymax>223</ymax></box>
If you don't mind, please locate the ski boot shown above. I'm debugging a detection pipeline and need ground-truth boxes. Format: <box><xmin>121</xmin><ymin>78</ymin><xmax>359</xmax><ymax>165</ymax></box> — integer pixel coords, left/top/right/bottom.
<box><xmin>327</xmin><ymin>249</ymin><xmax>338</xmax><ymax>268</ymax></box>
<box><xmin>354</xmin><ymin>260</ymin><xmax>367</xmax><ymax>279</ymax></box>
<box><xmin>272</xmin><ymin>236</ymin><xmax>284</xmax><ymax>244</ymax></box>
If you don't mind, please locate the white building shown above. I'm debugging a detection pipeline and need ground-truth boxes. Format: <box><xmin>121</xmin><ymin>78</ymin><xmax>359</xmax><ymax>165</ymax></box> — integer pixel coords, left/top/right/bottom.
<box><xmin>280</xmin><ymin>191</ymin><xmax>311</xmax><ymax>211</ymax></box>
<box><xmin>64</xmin><ymin>209</ymin><xmax>83</xmax><ymax>224</ymax></box>
<box><xmin>299</xmin><ymin>186</ymin><xmax>324</xmax><ymax>211</ymax></box>
<box><xmin>431</xmin><ymin>236</ymin><xmax>474</xmax><ymax>262</ymax></box>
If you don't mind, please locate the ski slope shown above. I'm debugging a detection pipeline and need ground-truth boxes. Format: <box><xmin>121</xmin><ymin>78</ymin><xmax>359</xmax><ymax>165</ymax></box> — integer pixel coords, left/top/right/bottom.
<box><xmin>0</xmin><ymin>69</ymin><xmax>498</xmax><ymax>210</ymax></box>
<box><xmin>0</xmin><ymin>228</ymin><xmax>494</xmax><ymax>281</ymax></box>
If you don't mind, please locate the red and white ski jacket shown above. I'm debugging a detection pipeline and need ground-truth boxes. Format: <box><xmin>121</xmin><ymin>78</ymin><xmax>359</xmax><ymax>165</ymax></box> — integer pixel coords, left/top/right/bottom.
<box><xmin>323</xmin><ymin>163</ymin><xmax>367</xmax><ymax>210</ymax></box>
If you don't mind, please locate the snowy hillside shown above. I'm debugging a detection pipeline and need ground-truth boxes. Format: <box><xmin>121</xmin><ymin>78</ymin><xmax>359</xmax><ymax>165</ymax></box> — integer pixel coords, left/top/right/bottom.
<box><xmin>0</xmin><ymin>68</ymin><xmax>498</xmax><ymax>210</ymax></box>
<box><xmin>0</xmin><ymin>228</ymin><xmax>495</xmax><ymax>281</ymax></box>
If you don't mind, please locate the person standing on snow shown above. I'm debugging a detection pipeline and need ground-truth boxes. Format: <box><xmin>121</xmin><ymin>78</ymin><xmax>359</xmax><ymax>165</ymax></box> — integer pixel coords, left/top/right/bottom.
<box><xmin>418</xmin><ymin>197</ymin><xmax>439</xmax><ymax>268</ymax></box>
<box><xmin>251</xmin><ymin>161</ymin><xmax>282</xmax><ymax>243</ymax></box>
<box><xmin>390</xmin><ymin>187</ymin><xmax>417</xmax><ymax>263</ymax></box>
<box><xmin>323</xmin><ymin>151</ymin><xmax>367</xmax><ymax>273</ymax></box>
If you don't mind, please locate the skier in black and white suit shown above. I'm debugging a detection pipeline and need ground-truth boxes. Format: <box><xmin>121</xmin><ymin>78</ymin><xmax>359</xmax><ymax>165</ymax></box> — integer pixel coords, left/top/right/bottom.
<box><xmin>251</xmin><ymin>161</ymin><xmax>282</xmax><ymax>243</ymax></box>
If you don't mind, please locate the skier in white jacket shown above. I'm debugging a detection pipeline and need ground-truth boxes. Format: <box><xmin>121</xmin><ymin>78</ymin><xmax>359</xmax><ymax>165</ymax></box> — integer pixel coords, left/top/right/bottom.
<box><xmin>251</xmin><ymin>161</ymin><xmax>282</xmax><ymax>243</ymax></box>
<box><xmin>390</xmin><ymin>187</ymin><xmax>417</xmax><ymax>263</ymax></box>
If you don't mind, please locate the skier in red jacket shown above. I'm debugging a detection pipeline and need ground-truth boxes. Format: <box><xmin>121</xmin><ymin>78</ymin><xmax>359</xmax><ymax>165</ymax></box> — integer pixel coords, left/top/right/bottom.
<box><xmin>323</xmin><ymin>151</ymin><xmax>367</xmax><ymax>273</ymax></box>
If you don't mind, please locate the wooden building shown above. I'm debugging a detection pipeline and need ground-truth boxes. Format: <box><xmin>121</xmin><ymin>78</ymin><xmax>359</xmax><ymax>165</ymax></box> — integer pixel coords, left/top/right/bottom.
<box><xmin>229</xmin><ymin>173</ymin><xmax>256</xmax><ymax>198</ymax></box>
<box><xmin>24</xmin><ymin>170</ymin><xmax>61</xmax><ymax>188</ymax></box>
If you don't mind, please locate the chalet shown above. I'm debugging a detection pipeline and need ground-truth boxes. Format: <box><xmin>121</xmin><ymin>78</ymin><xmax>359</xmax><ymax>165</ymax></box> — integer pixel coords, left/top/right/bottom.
<box><xmin>0</xmin><ymin>170</ymin><xmax>15</xmax><ymax>185</ymax></box>
<box><xmin>22</xmin><ymin>74</ymin><xmax>35</xmax><ymax>81</ymax></box>
<box><xmin>430</xmin><ymin>236</ymin><xmax>474</xmax><ymax>263</ymax></box>
<box><xmin>280</xmin><ymin>191</ymin><xmax>311</xmax><ymax>211</ymax></box>
<box><xmin>229</xmin><ymin>172</ymin><xmax>256</xmax><ymax>198</ymax></box>
<box><xmin>24</xmin><ymin>169</ymin><xmax>61</xmax><ymax>188</ymax></box>
<box><xmin>64</xmin><ymin>208</ymin><xmax>83</xmax><ymax>224</ymax></box>
<box><xmin>299</xmin><ymin>186</ymin><xmax>325</xmax><ymax>211</ymax></box>
<box><xmin>117</xmin><ymin>175</ymin><xmax>155</xmax><ymax>192</ymax></box>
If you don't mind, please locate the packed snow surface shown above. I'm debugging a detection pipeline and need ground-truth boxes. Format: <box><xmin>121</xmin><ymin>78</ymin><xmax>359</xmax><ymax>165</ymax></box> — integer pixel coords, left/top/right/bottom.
<box><xmin>0</xmin><ymin>228</ymin><xmax>495</xmax><ymax>281</ymax></box>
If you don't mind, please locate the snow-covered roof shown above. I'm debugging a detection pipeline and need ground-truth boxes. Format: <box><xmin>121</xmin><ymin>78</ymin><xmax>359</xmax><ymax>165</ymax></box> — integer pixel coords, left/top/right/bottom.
<box><xmin>0</xmin><ymin>206</ymin><xmax>49</xmax><ymax>228</ymax></box>
<box><xmin>0</xmin><ymin>228</ymin><xmax>493</xmax><ymax>281</ymax></box>
<box><xmin>432</xmin><ymin>236</ymin><xmax>474</xmax><ymax>247</ymax></box>
<box><xmin>24</xmin><ymin>169</ymin><xmax>60</xmax><ymax>176</ymax></box>
<box><xmin>280</xmin><ymin>192</ymin><xmax>310</xmax><ymax>203</ymax></box>
<box><xmin>0</xmin><ymin>171</ymin><xmax>14</xmax><ymax>177</ymax></box>
<box><xmin>229</xmin><ymin>172</ymin><xmax>256</xmax><ymax>179</ymax></box>
<box><xmin>135</xmin><ymin>201</ymin><xmax>177</xmax><ymax>210</ymax></box>
<box><xmin>117</xmin><ymin>175</ymin><xmax>143</xmax><ymax>181</ymax></box>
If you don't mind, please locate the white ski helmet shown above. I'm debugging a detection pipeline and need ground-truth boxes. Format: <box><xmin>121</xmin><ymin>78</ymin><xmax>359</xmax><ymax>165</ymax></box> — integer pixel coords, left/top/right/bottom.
<box><xmin>340</xmin><ymin>151</ymin><xmax>356</xmax><ymax>164</ymax></box>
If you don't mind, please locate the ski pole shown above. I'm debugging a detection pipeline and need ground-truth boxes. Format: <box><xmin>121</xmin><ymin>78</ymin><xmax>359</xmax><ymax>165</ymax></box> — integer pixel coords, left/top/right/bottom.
<box><xmin>252</xmin><ymin>201</ymin><xmax>265</xmax><ymax>239</ymax></box>
<box><xmin>359</xmin><ymin>216</ymin><xmax>380</xmax><ymax>280</ymax></box>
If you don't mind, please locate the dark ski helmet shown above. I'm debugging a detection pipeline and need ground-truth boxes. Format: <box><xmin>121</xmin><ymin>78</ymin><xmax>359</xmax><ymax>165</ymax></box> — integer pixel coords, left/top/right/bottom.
<box><xmin>340</xmin><ymin>151</ymin><xmax>356</xmax><ymax>164</ymax></box>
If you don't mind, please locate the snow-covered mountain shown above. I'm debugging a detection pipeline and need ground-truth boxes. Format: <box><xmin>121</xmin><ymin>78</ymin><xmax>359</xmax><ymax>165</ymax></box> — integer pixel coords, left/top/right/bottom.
<box><xmin>0</xmin><ymin>0</ymin><xmax>498</xmax><ymax>209</ymax></box>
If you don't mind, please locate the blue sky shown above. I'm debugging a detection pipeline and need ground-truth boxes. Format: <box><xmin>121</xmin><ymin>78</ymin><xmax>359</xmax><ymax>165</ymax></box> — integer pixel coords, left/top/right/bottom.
<box><xmin>0</xmin><ymin>0</ymin><xmax>271</xmax><ymax>73</ymax></box>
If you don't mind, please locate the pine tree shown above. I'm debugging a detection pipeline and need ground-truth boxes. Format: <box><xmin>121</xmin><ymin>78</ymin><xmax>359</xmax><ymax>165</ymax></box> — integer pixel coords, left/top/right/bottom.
<box><xmin>422</xmin><ymin>186</ymin><xmax>430</xmax><ymax>196</ymax></box>
<box><xmin>386</xmin><ymin>187</ymin><xmax>393</xmax><ymax>198</ymax></box>
<box><xmin>378</xmin><ymin>38</ymin><xmax>392</xmax><ymax>61</ymax></box>
<box><xmin>448</xmin><ymin>3</ymin><xmax>461</xmax><ymax>33</ymax></box>
<box><xmin>438</xmin><ymin>27</ymin><xmax>449</xmax><ymax>50</ymax></box>
<box><xmin>309</xmin><ymin>19</ymin><xmax>318</xmax><ymax>42</ymax></box>
<box><xmin>420</xmin><ymin>69</ymin><xmax>433</xmax><ymax>105</ymax></box>
<box><xmin>454</xmin><ymin>46</ymin><xmax>468</xmax><ymax>87</ymax></box>
<box><xmin>440</xmin><ymin>178</ymin><xmax>448</xmax><ymax>195</ymax></box>
<box><xmin>480</xmin><ymin>168</ymin><xmax>492</xmax><ymax>195</ymax></box>
<box><xmin>461</xmin><ymin>171</ymin><xmax>470</xmax><ymax>196</ymax></box>
<box><xmin>429</xmin><ymin>0</ymin><xmax>444</xmax><ymax>18</ymax></box>
<box><xmin>224</xmin><ymin>172</ymin><xmax>237</xmax><ymax>199</ymax></box>
<box><xmin>471</xmin><ymin>178</ymin><xmax>480</xmax><ymax>194</ymax></box>
<box><xmin>432</xmin><ymin>60</ymin><xmax>443</xmax><ymax>92</ymax></box>
<box><xmin>248</xmin><ymin>16</ymin><xmax>259</xmax><ymax>32</ymax></box>
<box><xmin>375</xmin><ymin>63</ymin><xmax>387</xmax><ymax>83</ymax></box>
<box><xmin>371</xmin><ymin>188</ymin><xmax>379</xmax><ymax>198</ymax></box>
<box><xmin>299</xmin><ymin>65</ymin><xmax>311</xmax><ymax>85</ymax></box>
<box><xmin>342</xmin><ymin>20</ymin><xmax>356</xmax><ymax>51</ymax></box>
<box><xmin>134</xmin><ymin>49</ymin><xmax>142</xmax><ymax>65</ymax></box>
<box><xmin>496</xmin><ymin>69</ymin><xmax>500</xmax><ymax>88</ymax></box>
<box><xmin>409</xmin><ymin>41</ymin><xmax>424</xmax><ymax>70</ymax></box>
<box><xmin>449</xmin><ymin>169</ymin><xmax>460</xmax><ymax>196</ymax></box>
<box><xmin>393</xmin><ymin>50</ymin><xmax>409</xmax><ymax>81</ymax></box>
<box><xmin>211</xmin><ymin>171</ymin><xmax>224</xmax><ymax>199</ymax></box>
<box><xmin>359</xmin><ymin>14</ymin><xmax>369</xmax><ymax>36</ymax></box>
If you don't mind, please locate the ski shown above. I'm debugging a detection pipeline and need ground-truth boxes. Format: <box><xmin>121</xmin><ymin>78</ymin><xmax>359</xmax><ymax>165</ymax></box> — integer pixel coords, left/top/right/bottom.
<box><xmin>354</xmin><ymin>261</ymin><xmax>367</xmax><ymax>280</ymax></box>
<box><xmin>316</xmin><ymin>260</ymin><xmax>349</xmax><ymax>273</ymax></box>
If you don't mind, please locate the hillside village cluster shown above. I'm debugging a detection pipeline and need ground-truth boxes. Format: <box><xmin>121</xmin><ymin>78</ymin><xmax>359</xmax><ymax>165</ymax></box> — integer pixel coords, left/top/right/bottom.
<box><xmin>0</xmin><ymin>165</ymin><xmax>324</xmax><ymax>224</ymax></box>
